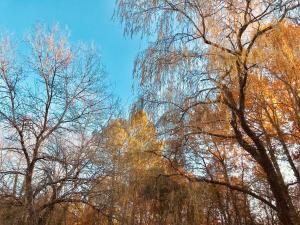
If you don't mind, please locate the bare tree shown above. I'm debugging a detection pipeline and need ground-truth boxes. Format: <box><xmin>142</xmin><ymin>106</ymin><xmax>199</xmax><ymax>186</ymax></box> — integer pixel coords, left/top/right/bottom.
<box><xmin>0</xmin><ymin>25</ymin><xmax>114</xmax><ymax>225</ymax></box>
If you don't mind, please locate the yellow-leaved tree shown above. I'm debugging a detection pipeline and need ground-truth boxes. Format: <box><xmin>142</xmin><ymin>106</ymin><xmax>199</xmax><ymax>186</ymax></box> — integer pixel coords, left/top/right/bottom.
<box><xmin>88</xmin><ymin>111</ymin><xmax>208</xmax><ymax>225</ymax></box>
<box><xmin>91</xmin><ymin>110</ymin><xmax>164</xmax><ymax>225</ymax></box>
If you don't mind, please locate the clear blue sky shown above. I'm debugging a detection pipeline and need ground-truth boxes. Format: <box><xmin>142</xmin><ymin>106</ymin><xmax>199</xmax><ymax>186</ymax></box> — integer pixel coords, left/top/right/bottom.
<box><xmin>0</xmin><ymin>0</ymin><xmax>144</xmax><ymax>108</ymax></box>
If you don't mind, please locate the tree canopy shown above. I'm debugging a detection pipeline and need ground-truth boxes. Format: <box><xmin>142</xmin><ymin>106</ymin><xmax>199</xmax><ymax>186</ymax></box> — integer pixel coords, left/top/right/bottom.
<box><xmin>1</xmin><ymin>1</ymin><xmax>300</xmax><ymax>225</ymax></box>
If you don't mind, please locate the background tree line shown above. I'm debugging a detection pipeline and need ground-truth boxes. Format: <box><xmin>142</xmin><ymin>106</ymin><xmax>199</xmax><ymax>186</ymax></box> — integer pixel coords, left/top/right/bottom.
<box><xmin>1</xmin><ymin>0</ymin><xmax>300</xmax><ymax>225</ymax></box>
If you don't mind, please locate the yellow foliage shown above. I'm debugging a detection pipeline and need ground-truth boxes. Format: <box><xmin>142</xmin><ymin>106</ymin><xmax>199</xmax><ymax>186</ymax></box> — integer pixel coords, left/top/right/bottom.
<box><xmin>208</xmin><ymin>22</ymin><xmax>300</xmax><ymax>141</ymax></box>
<box><xmin>102</xmin><ymin>110</ymin><xmax>164</xmax><ymax>174</ymax></box>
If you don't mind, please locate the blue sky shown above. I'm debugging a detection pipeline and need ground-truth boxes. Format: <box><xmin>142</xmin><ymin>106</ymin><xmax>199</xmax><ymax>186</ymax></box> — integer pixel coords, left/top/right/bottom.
<box><xmin>0</xmin><ymin>0</ymin><xmax>144</xmax><ymax>108</ymax></box>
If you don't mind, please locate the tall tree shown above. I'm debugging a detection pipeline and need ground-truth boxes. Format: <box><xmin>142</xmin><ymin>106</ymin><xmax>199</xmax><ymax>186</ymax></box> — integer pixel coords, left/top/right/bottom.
<box><xmin>0</xmin><ymin>25</ymin><xmax>113</xmax><ymax>225</ymax></box>
<box><xmin>117</xmin><ymin>1</ymin><xmax>300</xmax><ymax>224</ymax></box>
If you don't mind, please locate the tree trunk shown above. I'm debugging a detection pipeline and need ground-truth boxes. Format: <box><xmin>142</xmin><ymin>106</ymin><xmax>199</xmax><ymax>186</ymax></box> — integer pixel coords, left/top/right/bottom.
<box><xmin>259</xmin><ymin>153</ymin><xmax>300</xmax><ymax>225</ymax></box>
<box><xmin>25</xmin><ymin>166</ymin><xmax>38</xmax><ymax>225</ymax></box>
<box><xmin>231</xmin><ymin>109</ymin><xmax>300</xmax><ymax>225</ymax></box>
